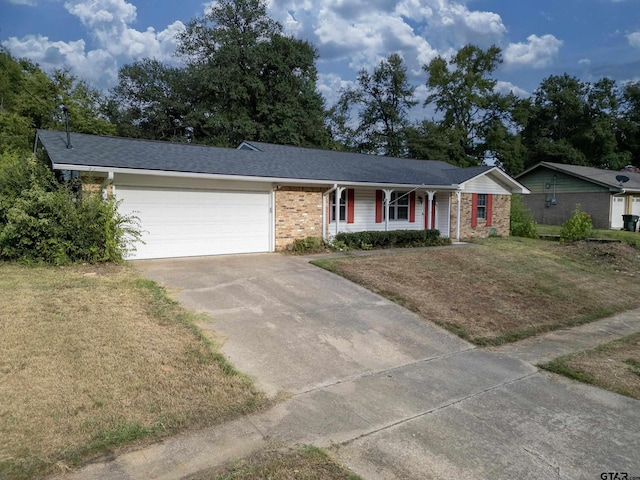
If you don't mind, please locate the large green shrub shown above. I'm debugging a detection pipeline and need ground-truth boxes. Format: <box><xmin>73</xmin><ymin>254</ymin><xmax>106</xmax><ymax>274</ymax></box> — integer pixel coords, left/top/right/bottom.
<box><xmin>560</xmin><ymin>204</ymin><xmax>593</xmax><ymax>242</ymax></box>
<box><xmin>0</xmin><ymin>152</ymin><xmax>140</xmax><ymax>264</ymax></box>
<box><xmin>334</xmin><ymin>229</ymin><xmax>448</xmax><ymax>249</ymax></box>
<box><xmin>509</xmin><ymin>194</ymin><xmax>537</xmax><ymax>238</ymax></box>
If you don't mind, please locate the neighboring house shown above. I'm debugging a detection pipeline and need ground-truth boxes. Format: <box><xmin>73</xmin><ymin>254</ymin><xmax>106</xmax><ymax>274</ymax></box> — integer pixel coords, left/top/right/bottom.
<box><xmin>36</xmin><ymin>130</ymin><xmax>528</xmax><ymax>260</ymax></box>
<box><xmin>516</xmin><ymin>162</ymin><xmax>640</xmax><ymax>230</ymax></box>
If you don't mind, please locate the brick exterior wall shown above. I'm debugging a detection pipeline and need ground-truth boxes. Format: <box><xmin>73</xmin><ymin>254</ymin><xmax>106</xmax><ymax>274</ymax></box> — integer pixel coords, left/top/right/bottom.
<box><xmin>450</xmin><ymin>193</ymin><xmax>511</xmax><ymax>239</ymax></box>
<box><xmin>522</xmin><ymin>192</ymin><xmax>611</xmax><ymax>229</ymax></box>
<box><xmin>80</xmin><ymin>175</ymin><xmax>112</xmax><ymax>196</ymax></box>
<box><xmin>274</xmin><ymin>187</ymin><xmax>324</xmax><ymax>250</ymax></box>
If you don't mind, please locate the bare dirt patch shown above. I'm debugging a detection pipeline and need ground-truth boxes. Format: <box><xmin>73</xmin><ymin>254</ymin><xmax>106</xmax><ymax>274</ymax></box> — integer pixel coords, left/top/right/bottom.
<box><xmin>540</xmin><ymin>332</ymin><xmax>640</xmax><ymax>400</ymax></box>
<box><xmin>313</xmin><ymin>238</ymin><xmax>640</xmax><ymax>345</ymax></box>
<box><xmin>0</xmin><ymin>263</ymin><xmax>267</xmax><ymax>479</ymax></box>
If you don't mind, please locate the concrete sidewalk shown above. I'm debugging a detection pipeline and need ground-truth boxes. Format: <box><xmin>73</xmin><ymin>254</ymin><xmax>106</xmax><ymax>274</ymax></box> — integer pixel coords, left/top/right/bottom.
<box><xmin>490</xmin><ymin>309</ymin><xmax>640</xmax><ymax>365</ymax></box>
<box><xmin>53</xmin><ymin>253</ymin><xmax>640</xmax><ymax>480</ymax></box>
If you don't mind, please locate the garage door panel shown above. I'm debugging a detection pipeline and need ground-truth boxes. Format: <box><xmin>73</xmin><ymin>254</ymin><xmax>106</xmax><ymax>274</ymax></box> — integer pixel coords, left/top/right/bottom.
<box><xmin>117</xmin><ymin>187</ymin><xmax>270</xmax><ymax>259</ymax></box>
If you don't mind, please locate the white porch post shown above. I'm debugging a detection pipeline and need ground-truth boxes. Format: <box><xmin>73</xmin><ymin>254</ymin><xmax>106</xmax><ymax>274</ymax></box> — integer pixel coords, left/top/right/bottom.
<box><xmin>426</xmin><ymin>191</ymin><xmax>435</xmax><ymax>230</ymax></box>
<box><xmin>383</xmin><ymin>189</ymin><xmax>393</xmax><ymax>232</ymax></box>
<box><xmin>335</xmin><ymin>186</ymin><xmax>345</xmax><ymax>235</ymax></box>
<box><xmin>455</xmin><ymin>191</ymin><xmax>461</xmax><ymax>241</ymax></box>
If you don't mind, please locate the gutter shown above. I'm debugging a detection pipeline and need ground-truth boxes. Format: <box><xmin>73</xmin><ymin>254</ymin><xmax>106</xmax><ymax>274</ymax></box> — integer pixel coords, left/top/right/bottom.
<box><xmin>51</xmin><ymin>164</ymin><xmax>457</xmax><ymax>191</ymax></box>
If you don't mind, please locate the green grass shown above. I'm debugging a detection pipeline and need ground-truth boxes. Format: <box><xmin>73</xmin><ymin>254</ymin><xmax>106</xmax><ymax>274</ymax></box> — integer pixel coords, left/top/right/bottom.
<box><xmin>539</xmin><ymin>332</ymin><xmax>640</xmax><ymax>399</ymax></box>
<box><xmin>537</xmin><ymin>224</ymin><xmax>640</xmax><ymax>248</ymax></box>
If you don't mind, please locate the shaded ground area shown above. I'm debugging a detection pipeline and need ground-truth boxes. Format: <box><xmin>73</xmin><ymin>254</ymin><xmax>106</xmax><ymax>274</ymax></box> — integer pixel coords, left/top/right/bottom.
<box><xmin>0</xmin><ymin>264</ymin><xmax>266</xmax><ymax>480</ymax></box>
<box><xmin>313</xmin><ymin>238</ymin><xmax>640</xmax><ymax>345</ymax></box>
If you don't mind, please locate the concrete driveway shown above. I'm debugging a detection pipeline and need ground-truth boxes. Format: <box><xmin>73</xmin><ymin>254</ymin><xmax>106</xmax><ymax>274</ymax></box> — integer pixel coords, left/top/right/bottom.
<box><xmin>131</xmin><ymin>253</ymin><xmax>640</xmax><ymax>480</ymax></box>
<box><xmin>136</xmin><ymin>253</ymin><xmax>473</xmax><ymax>396</ymax></box>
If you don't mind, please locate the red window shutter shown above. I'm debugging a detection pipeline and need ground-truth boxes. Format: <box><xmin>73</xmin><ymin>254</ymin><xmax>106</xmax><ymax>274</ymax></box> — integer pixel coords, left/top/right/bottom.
<box><xmin>486</xmin><ymin>194</ymin><xmax>493</xmax><ymax>227</ymax></box>
<box><xmin>347</xmin><ymin>188</ymin><xmax>355</xmax><ymax>224</ymax></box>
<box><xmin>409</xmin><ymin>191</ymin><xmax>416</xmax><ymax>223</ymax></box>
<box><xmin>471</xmin><ymin>193</ymin><xmax>478</xmax><ymax>228</ymax></box>
<box><xmin>375</xmin><ymin>190</ymin><xmax>383</xmax><ymax>223</ymax></box>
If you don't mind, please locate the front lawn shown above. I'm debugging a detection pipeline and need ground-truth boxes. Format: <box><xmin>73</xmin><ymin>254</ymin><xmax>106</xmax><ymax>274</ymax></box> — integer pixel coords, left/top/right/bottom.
<box><xmin>0</xmin><ymin>264</ymin><xmax>267</xmax><ymax>480</ymax></box>
<box><xmin>537</xmin><ymin>224</ymin><xmax>640</xmax><ymax>248</ymax></box>
<box><xmin>312</xmin><ymin>237</ymin><xmax>640</xmax><ymax>345</ymax></box>
<box><xmin>186</xmin><ymin>445</ymin><xmax>361</xmax><ymax>480</ymax></box>
<box><xmin>540</xmin><ymin>332</ymin><xmax>640</xmax><ymax>400</ymax></box>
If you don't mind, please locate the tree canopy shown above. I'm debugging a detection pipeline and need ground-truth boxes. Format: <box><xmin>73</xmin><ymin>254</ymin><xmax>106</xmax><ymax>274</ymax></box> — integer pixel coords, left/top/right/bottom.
<box><xmin>106</xmin><ymin>0</ymin><xmax>329</xmax><ymax>148</ymax></box>
<box><xmin>0</xmin><ymin>48</ymin><xmax>114</xmax><ymax>155</ymax></box>
<box><xmin>329</xmin><ymin>53</ymin><xmax>417</xmax><ymax>156</ymax></box>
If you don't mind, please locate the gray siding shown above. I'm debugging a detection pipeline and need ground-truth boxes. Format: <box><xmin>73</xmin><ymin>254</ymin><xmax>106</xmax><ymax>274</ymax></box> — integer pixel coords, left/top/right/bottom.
<box><xmin>522</xmin><ymin>192</ymin><xmax>611</xmax><ymax>229</ymax></box>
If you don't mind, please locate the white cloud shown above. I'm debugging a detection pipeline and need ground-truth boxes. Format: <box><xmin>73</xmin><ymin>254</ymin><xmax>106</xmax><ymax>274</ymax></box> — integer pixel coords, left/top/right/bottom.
<box><xmin>503</xmin><ymin>34</ymin><xmax>562</xmax><ymax>69</ymax></box>
<box><xmin>2</xmin><ymin>0</ymin><xmax>185</xmax><ymax>89</ymax></box>
<box><xmin>579</xmin><ymin>58</ymin><xmax>591</xmax><ymax>65</ymax></box>
<box><xmin>495</xmin><ymin>81</ymin><xmax>529</xmax><ymax>98</ymax></box>
<box><xmin>628</xmin><ymin>32</ymin><xmax>640</xmax><ymax>48</ymax></box>
<box><xmin>317</xmin><ymin>73</ymin><xmax>355</xmax><ymax>106</ymax></box>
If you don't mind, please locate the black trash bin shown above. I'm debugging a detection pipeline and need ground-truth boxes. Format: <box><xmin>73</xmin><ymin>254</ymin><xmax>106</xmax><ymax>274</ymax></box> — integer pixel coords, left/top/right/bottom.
<box><xmin>622</xmin><ymin>214</ymin><xmax>639</xmax><ymax>231</ymax></box>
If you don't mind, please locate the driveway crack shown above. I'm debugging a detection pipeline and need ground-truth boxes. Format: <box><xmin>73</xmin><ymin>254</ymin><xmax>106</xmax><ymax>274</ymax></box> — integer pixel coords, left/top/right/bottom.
<box><xmin>337</xmin><ymin>370</ymin><xmax>539</xmax><ymax>446</ymax></box>
<box><xmin>290</xmin><ymin>346</ymin><xmax>477</xmax><ymax>397</ymax></box>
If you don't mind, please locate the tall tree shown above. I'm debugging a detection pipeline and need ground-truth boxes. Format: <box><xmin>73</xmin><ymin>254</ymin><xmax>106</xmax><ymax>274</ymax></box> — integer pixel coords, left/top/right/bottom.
<box><xmin>50</xmin><ymin>70</ymin><xmax>115</xmax><ymax>136</ymax></box>
<box><xmin>619</xmin><ymin>81</ymin><xmax>640</xmax><ymax>166</ymax></box>
<box><xmin>423</xmin><ymin>44</ymin><xmax>516</xmax><ymax>168</ymax></box>
<box><xmin>0</xmin><ymin>48</ymin><xmax>113</xmax><ymax>155</ymax></box>
<box><xmin>107</xmin><ymin>59</ymin><xmax>192</xmax><ymax>141</ymax></box>
<box><xmin>176</xmin><ymin>0</ymin><xmax>328</xmax><ymax>147</ymax></box>
<box><xmin>405</xmin><ymin>120</ymin><xmax>465</xmax><ymax>163</ymax></box>
<box><xmin>521</xmin><ymin>74</ymin><xmax>629</xmax><ymax>170</ymax></box>
<box><xmin>330</xmin><ymin>53</ymin><xmax>417</xmax><ymax>156</ymax></box>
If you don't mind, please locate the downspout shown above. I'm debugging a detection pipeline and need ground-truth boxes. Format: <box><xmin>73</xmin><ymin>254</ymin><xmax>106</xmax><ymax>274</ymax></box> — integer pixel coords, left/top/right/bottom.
<box><xmin>322</xmin><ymin>184</ymin><xmax>337</xmax><ymax>240</ymax></box>
<box><xmin>101</xmin><ymin>171</ymin><xmax>114</xmax><ymax>201</ymax></box>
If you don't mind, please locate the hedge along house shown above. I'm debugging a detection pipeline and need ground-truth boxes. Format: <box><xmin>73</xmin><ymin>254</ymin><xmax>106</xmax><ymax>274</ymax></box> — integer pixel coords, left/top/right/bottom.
<box><xmin>36</xmin><ymin>130</ymin><xmax>529</xmax><ymax>260</ymax></box>
<box><xmin>516</xmin><ymin>162</ymin><xmax>640</xmax><ymax>230</ymax></box>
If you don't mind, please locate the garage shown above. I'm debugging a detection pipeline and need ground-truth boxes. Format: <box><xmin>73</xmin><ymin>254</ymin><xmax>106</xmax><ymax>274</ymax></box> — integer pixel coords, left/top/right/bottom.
<box><xmin>117</xmin><ymin>186</ymin><xmax>271</xmax><ymax>260</ymax></box>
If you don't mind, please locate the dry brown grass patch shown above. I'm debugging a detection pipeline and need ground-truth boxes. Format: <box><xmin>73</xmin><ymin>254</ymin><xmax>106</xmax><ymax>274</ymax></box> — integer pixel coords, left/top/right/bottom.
<box><xmin>0</xmin><ymin>263</ymin><xmax>266</xmax><ymax>479</ymax></box>
<box><xmin>312</xmin><ymin>238</ymin><xmax>640</xmax><ymax>344</ymax></box>
<box><xmin>185</xmin><ymin>445</ymin><xmax>361</xmax><ymax>480</ymax></box>
<box><xmin>540</xmin><ymin>332</ymin><xmax>640</xmax><ymax>399</ymax></box>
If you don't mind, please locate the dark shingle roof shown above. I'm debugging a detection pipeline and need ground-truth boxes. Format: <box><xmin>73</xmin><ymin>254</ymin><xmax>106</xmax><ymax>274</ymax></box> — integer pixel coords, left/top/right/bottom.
<box><xmin>517</xmin><ymin>162</ymin><xmax>640</xmax><ymax>192</ymax></box>
<box><xmin>37</xmin><ymin>129</ymin><xmax>499</xmax><ymax>188</ymax></box>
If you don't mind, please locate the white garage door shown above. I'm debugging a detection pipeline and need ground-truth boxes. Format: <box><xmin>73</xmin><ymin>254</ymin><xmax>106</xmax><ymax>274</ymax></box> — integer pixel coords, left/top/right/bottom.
<box><xmin>117</xmin><ymin>186</ymin><xmax>271</xmax><ymax>260</ymax></box>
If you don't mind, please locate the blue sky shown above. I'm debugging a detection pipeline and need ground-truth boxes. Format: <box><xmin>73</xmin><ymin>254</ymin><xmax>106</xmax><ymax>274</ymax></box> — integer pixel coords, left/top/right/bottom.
<box><xmin>1</xmin><ymin>0</ymin><xmax>639</xmax><ymax>111</ymax></box>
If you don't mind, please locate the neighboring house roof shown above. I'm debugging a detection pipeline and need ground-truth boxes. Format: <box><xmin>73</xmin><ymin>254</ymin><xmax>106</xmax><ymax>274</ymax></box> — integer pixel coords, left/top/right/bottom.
<box><xmin>36</xmin><ymin>129</ymin><xmax>527</xmax><ymax>192</ymax></box>
<box><xmin>517</xmin><ymin>161</ymin><xmax>640</xmax><ymax>193</ymax></box>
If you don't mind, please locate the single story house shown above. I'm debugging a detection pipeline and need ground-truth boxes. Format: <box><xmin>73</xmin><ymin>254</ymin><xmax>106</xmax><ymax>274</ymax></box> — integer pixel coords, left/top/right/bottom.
<box><xmin>516</xmin><ymin>162</ymin><xmax>640</xmax><ymax>230</ymax></box>
<box><xmin>36</xmin><ymin>129</ymin><xmax>529</xmax><ymax>260</ymax></box>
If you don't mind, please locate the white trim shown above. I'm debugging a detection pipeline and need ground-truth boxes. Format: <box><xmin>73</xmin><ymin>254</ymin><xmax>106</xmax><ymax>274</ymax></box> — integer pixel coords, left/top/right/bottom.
<box><xmin>236</xmin><ymin>141</ymin><xmax>262</xmax><ymax>151</ymax></box>
<box><xmin>455</xmin><ymin>191</ymin><xmax>461</xmax><ymax>240</ymax></box>
<box><xmin>458</xmin><ymin>167</ymin><xmax>530</xmax><ymax>194</ymax></box>
<box><xmin>270</xmin><ymin>189</ymin><xmax>276</xmax><ymax>252</ymax></box>
<box><xmin>426</xmin><ymin>190</ymin><xmax>435</xmax><ymax>229</ymax></box>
